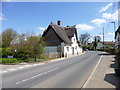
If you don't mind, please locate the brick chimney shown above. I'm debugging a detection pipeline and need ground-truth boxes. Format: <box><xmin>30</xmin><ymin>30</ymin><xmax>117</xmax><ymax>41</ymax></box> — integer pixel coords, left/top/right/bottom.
<box><xmin>57</xmin><ymin>20</ymin><xmax>61</xmax><ymax>26</ymax></box>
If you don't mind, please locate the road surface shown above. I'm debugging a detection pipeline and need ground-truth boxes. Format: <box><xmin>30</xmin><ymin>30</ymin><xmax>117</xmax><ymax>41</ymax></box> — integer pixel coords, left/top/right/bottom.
<box><xmin>2</xmin><ymin>51</ymin><xmax>101</xmax><ymax>88</ymax></box>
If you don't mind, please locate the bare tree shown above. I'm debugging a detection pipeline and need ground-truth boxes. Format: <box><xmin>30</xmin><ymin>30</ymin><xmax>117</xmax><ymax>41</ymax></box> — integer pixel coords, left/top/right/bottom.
<box><xmin>79</xmin><ymin>33</ymin><xmax>90</xmax><ymax>46</ymax></box>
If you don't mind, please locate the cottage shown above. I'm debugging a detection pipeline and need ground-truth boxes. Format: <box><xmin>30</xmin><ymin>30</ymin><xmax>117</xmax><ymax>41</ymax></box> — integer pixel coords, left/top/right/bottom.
<box><xmin>42</xmin><ymin>21</ymin><xmax>83</xmax><ymax>57</ymax></box>
<box><xmin>115</xmin><ymin>26</ymin><xmax>120</xmax><ymax>50</ymax></box>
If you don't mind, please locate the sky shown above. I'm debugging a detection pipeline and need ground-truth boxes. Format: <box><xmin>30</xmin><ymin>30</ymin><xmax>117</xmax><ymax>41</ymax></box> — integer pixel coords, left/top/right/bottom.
<box><xmin>1</xmin><ymin>1</ymin><xmax>119</xmax><ymax>42</ymax></box>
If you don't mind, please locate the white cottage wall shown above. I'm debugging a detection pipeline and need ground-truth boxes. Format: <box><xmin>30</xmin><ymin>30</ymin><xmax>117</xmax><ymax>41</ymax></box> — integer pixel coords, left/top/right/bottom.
<box><xmin>63</xmin><ymin>34</ymin><xmax>82</xmax><ymax>57</ymax></box>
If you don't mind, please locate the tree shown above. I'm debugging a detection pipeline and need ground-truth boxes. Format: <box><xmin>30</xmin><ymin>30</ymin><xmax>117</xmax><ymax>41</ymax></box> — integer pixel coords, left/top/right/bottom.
<box><xmin>2</xmin><ymin>29</ymin><xmax>18</xmax><ymax>48</ymax></box>
<box><xmin>79</xmin><ymin>33</ymin><xmax>90</xmax><ymax>46</ymax></box>
<box><xmin>93</xmin><ymin>36</ymin><xmax>101</xmax><ymax>50</ymax></box>
<box><xmin>93</xmin><ymin>37</ymin><xmax>97</xmax><ymax>51</ymax></box>
<box><xmin>95</xmin><ymin>35</ymin><xmax>101</xmax><ymax>42</ymax></box>
<box><xmin>10</xmin><ymin>34</ymin><xmax>46</xmax><ymax>61</ymax></box>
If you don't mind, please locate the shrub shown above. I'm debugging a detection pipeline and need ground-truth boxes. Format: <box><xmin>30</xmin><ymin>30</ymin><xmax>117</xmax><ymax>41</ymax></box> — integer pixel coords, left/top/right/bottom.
<box><xmin>0</xmin><ymin>58</ymin><xmax>20</xmax><ymax>64</ymax></box>
<box><xmin>1</xmin><ymin>48</ymin><xmax>12</xmax><ymax>58</ymax></box>
<box><xmin>105</xmin><ymin>49</ymin><xmax>115</xmax><ymax>55</ymax></box>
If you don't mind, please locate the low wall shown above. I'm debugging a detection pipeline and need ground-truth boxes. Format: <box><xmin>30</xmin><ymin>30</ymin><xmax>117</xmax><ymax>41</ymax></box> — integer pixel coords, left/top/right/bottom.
<box><xmin>43</xmin><ymin>52</ymin><xmax>62</xmax><ymax>59</ymax></box>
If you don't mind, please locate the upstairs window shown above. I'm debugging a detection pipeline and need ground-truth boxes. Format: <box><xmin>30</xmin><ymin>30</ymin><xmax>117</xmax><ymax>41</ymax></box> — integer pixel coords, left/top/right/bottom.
<box><xmin>74</xmin><ymin>39</ymin><xmax>75</xmax><ymax>42</ymax></box>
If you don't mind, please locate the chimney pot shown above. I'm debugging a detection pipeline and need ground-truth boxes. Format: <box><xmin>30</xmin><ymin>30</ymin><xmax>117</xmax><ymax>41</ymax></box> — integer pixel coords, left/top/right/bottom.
<box><xmin>57</xmin><ymin>20</ymin><xmax>61</xmax><ymax>26</ymax></box>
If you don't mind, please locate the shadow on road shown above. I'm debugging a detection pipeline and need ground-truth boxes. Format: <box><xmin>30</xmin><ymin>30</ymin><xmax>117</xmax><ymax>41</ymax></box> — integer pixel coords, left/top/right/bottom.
<box><xmin>98</xmin><ymin>53</ymin><xmax>112</xmax><ymax>56</ymax></box>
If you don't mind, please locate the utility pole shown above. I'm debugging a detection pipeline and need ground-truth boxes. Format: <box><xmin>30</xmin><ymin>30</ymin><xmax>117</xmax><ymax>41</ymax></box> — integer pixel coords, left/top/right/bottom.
<box><xmin>103</xmin><ymin>27</ymin><xmax>104</xmax><ymax>50</ymax></box>
<box><xmin>111</xmin><ymin>22</ymin><xmax>116</xmax><ymax>32</ymax></box>
<box><xmin>111</xmin><ymin>22</ymin><xmax>116</xmax><ymax>55</ymax></box>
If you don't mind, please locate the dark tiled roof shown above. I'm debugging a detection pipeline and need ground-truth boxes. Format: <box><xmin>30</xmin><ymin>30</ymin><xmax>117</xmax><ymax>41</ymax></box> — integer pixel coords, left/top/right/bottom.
<box><xmin>100</xmin><ymin>41</ymin><xmax>114</xmax><ymax>45</ymax></box>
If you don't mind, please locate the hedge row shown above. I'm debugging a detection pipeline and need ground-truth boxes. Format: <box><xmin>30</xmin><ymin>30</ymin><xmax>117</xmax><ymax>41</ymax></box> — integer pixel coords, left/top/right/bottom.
<box><xmin>0</xmin><ymin>58</ymin><xmax>20</xmax><ymax>64</ymax></box>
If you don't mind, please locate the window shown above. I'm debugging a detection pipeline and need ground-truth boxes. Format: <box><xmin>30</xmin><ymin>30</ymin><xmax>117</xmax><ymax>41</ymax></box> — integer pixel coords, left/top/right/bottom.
<box><xmin>74</xmin><ymin>39</ymin><xmax>75</xmax><ymax>42</ymax></box>
<box><xmin>67</xmin><ymin>47</ymin><xmax>69</xmax><ymax>51</ymax></box>
<box><xmin>76</xmin><ymin>46</ymin><xmax>77</xmax><ymax>50</ymax></box>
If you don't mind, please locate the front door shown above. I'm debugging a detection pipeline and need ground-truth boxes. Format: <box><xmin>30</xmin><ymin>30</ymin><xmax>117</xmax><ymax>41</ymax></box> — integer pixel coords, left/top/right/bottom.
<box><xmin>72</xmin><ymin>47</ymin><xmax>74</xmax><ymax>55</ymax></box>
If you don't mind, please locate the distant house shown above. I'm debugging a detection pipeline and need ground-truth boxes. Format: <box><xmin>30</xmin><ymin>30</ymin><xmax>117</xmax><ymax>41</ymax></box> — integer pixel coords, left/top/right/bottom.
<box><xmin>42</xmin><ymin>21</ymin><xmax>83</xmax><ymax>57</ymax></box>
<box><xmin>96</xmin><ymin>42</ymin><xmax>104</xmax><ymax>49</ymax></box>
<box><xmin>96</xmin><ymin>41</ymin><xmax>114</xmax><ymax>49</ymax></box>
<box><xmin>115</xmin><ymin>26</ymin><xmax>120</xmax><ymax>50</ymax></box>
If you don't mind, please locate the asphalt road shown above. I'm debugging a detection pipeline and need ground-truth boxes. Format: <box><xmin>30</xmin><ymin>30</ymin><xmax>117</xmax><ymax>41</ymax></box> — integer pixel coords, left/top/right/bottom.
<box><xmin>2</xmin><ymin>51</ymin><xmax>101</xmax><ymax>88</ymax></box>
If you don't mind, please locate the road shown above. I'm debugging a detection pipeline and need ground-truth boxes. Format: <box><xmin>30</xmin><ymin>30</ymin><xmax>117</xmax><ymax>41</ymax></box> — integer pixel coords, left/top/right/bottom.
<box><xmin>2</xmin><ymin>51</ymin><xmax>101</xmax><ymax>88</ymax></box>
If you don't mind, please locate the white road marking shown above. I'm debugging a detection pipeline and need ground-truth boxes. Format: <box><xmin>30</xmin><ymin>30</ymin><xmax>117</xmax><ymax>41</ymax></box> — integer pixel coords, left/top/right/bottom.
<box><xmin>18</xmin><ymin>67</ymin><xmax>24</xmax><ymax>69</ymax></box>
<box><xmin>2</xmin><ymin>71</ymin><xmax>7</xmax><ymax>73</ymax></box>
<box><xmin>32</xmin><ymin>64</ymin><xmax>39</xmax><ymax>66</ymax></box>
<box><xmin>7</xmin><ymin>68</ymin><xmax>17</xmax><ymax>71</ymax></box>
<box><xmin>82</xmin><ymin>55</ymin><xmax>103</xmax><ymax>88</ymax></box>
<box><xmin>16</xmin><ymin>67</ymin><xmax>58</xmax><ymax>84</ymax></box>
<box><xmin>24</xmin><ymin>65</ymin><xmax>32</xmax><ymax>67</ymax></box>
<box><xmin>38</xmin><ymin>63</ymin><xmax>45</xmax><ymax>65</ymax></box>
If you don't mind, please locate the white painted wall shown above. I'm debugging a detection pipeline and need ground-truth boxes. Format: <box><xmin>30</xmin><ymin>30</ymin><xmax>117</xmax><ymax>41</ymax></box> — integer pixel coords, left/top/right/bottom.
<box><xmin>63</xmin><ymin>34</ymin><xmax>82</xmax><ymax>57</ymax></box>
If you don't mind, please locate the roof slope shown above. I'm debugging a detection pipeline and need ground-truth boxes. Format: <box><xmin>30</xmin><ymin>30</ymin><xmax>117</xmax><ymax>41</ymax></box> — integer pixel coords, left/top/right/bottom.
<box><xmin>65</xmin><ymin>26</ymin><xmax>78</xmax><ymax>40</ymax></box>
<box><xmin>50</xmin><ymin>24</ymin><xmax>72</xmax><ymax>44</ymax></box>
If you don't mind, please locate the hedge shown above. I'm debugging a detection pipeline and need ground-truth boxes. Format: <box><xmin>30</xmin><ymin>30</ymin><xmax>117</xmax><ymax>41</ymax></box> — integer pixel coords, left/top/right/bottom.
<box><xmin>0</xmin><ymin>58</ymin><xmax>20</xmax><ymax>64</ymax></box>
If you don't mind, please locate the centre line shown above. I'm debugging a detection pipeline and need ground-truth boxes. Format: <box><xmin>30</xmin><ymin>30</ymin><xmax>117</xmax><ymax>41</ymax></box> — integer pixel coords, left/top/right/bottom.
<box><xmin>16</xmin><ymin>67</ymin><xmax>58</xmax><ymax>84</ymax></box>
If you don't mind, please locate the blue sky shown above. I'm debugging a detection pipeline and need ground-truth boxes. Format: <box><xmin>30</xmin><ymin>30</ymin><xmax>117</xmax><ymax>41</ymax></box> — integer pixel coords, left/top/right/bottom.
<box><xmin>1</xmin><ymin>2</ymin><xmax>119</xmax><ymax>42</ymax></box>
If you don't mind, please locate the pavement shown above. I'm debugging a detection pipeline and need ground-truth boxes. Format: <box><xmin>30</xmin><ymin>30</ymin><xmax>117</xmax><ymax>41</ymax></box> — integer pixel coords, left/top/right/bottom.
<box><xmin>82</xmin><ymin>52</ymin><xmax>120</xmax><ymax>89</ymax></box>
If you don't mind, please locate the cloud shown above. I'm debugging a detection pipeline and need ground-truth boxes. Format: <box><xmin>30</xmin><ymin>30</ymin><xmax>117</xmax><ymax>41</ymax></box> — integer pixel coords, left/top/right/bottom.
<box><xmin>38</xmin><ymin>27</ymin><xmax>46</xmax><ymax>31</ymax></box>
<box><xmin>91</xmin><ymin>18</ymin><xmax>107</xmax><ymax>26</ymax></box>
<box><xmin>99</xmin><ymin>3</ymin><xmax>112</xmax><ymax>13</ymax></box>
<box><xmin>102</xmin><ymin>10</ymin><xmax>118</xmax><ymax>20</ymax></box>
<box><xmin>76</xmin><ymin>24</ymin><xmax>95</xmax><ymax>31</ymax></box>
<box><xmin>0</xmin><ymin>13</ymin><xmax>7</xmax><ymax>21</ymax></box>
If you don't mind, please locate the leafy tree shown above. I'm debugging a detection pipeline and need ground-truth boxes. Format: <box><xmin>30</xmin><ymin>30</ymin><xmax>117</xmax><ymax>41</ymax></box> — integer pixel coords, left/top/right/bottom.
<box><xmin>2</xmin><ymin>29</ymin><xmax>18</xmax><ymax>48</ymax></box>
<box><xmin>1</xmin><ymin>48</ymin><xmax>12</xmax><ymax>58</ymax></box>
<box><xmin>93</xmin><ymin>36</ymin><xmax>98</xmax><ymax>50</ymax></box>
<box><xmin>10</xmin><ymin>34</ymin><xmax>46</xmax><ymax>61</ymax></box>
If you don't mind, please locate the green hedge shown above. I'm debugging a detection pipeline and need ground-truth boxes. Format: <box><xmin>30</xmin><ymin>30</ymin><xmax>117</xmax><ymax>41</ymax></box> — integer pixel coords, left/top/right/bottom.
<box><xmin>0</xmin><ymin>58</ymin><xmax>20</xmax><ymax>64</ymax></box>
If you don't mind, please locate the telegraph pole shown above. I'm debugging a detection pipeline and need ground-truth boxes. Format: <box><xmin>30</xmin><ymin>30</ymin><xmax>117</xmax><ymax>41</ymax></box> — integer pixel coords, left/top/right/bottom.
<box><xmin>111</xmin><ymin>22</ymin><xmax>116</xmax><ymax>55</ymax></box>
<box><xmin>103</xmin><ymin>27</ymin><xmax>104</xmax><ymax>50</ymax></box>
<box><xmin>111</xmin><ymin>22</ymin><xmax>116</xmax><ymax>32</ymax></box>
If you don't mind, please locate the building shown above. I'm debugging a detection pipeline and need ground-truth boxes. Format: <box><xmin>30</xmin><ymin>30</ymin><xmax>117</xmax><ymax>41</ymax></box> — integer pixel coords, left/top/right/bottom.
<box><xmin>96</xmin><ymin>42</ymin><xmax>104</xmax><ymax>49</ymax></box>
<box><xmin>115</xmin><ymin>26</ymin><xmax>120</xmax><ymax>50</ymax></box>
<box><xmin>42</xmin><ymin>21</ymin><xmax>83</xmax><ymax>57</ymax></box>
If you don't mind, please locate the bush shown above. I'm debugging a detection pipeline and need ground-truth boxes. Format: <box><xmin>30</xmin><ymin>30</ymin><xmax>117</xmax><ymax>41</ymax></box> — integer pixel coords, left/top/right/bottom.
<box><xmin>0</xmin><ymin>58</ymin><xmax>20</xmax><ymax>64</ymax></box>
<box><xmin>105</xmin><ymin>49</ymin><xmax>115</xmax><ymax>55</ymax></box>
<box><xmin>1</xmin><ymin>48</ymin><xmax>12</xmax><ymax>58</ymax></box>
